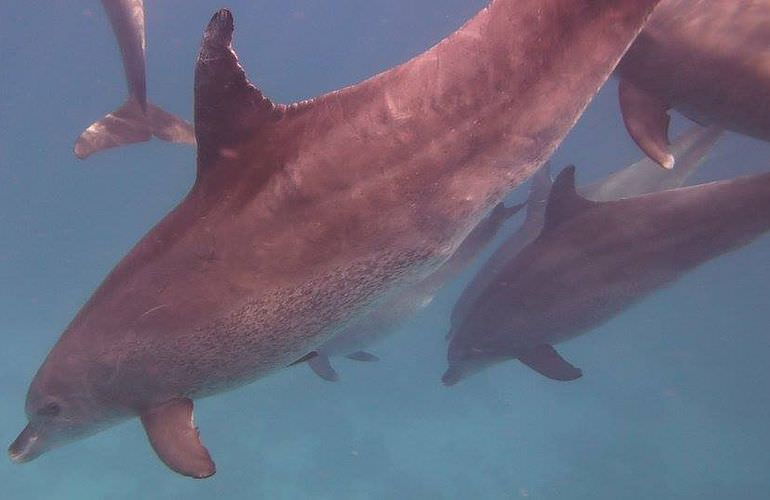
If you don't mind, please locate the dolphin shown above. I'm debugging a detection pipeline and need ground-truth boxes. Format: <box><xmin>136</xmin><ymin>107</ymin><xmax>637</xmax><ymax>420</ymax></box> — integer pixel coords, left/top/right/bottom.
<box><xmin>448</xmin><ymin>124</ymin><xmax>722</xmax><ymax>337</ymax></box>
<box><xmin>614</xmin><ymin>0</ymin><xmax>770</xmax><ymax>168</ymax></box>
<box><xmin>581</xmin><ymin>125</ymin><xmax>723</xmax><ymax>201</ymax></box>
<box><xmin>74</xmin><ymin>0</ymin><xmax>195</xmax><ymax>159</ymax></box>
<box><xmin>302</xmin><ymin>201</ymin><xmax>524</xmax><ymax>382</ymax></box>
<box><xmin>9</xmin><ymin>1</ymin><xmax>661</xmax><ymax>478</ymax></box>
<box><xmin>443</xmin><ymin>166</ymin><xmax>770</xmax><ymax>386</ymax></box>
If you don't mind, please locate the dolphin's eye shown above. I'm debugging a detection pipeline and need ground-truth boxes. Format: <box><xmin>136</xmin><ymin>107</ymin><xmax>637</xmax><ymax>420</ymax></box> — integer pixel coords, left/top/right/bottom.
<box><xmin>37</xmin><ymin>401</ymin><xmax>61</xmax><ymax>417</ymax></box>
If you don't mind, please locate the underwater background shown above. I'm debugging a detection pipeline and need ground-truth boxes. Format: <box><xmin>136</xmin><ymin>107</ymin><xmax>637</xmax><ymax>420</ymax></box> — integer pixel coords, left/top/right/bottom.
<box><xmin>1</xmin><ymin>1</ymin><xmax>769</xmax><ymax>498</ymax></box>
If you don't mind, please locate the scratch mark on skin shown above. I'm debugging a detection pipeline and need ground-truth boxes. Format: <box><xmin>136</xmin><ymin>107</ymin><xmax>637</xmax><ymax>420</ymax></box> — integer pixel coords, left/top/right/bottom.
<box><xmin>140</xmin><ymin>304</ymin><xmax>168</xmax><ymax>320</ymax></box>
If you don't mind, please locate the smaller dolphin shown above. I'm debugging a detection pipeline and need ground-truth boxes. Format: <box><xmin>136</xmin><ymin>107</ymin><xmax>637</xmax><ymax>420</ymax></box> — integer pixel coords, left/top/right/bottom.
<box><xmin>301</xmin><ymin>202</ymin><xmax>524</xmax><ymax>381</ymax></box>
<box><xmin>448</xmin><ymin>124</ymin><xmax>722</xmax><ymax>338</ymax></box>
<box><xmin>443</xmin><ymin>163</ymin><xmax>770</xmax><ymax>385</ymax></box>
<box><xmin>75</xmin><ymin>0</ymin><xmax>195</xmax><ymax>159</ymax></box>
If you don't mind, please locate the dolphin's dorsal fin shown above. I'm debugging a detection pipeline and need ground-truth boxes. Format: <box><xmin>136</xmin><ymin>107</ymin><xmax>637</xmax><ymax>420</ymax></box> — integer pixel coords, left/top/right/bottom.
<box><xmin>140</xmin><ymin>398</ymin><xmax>216</xmax><ymax>478</ymax></box>
<box><xmin>194</xmin><ymin>9</ymin><xmax>285</xmax><ymax>175</ymax></box>
<box><xmin>542</xmin><ymin>166</ymin><xmax>596</xmax><ymax>233</ymax></box>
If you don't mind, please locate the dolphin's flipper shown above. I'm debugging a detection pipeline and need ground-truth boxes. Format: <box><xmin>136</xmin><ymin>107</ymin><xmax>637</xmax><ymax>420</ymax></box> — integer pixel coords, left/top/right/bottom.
<box><xmin>288</xmin><ymin>351</ymin><xmax>318</xmax><ymax>366</ymax></box>
<box><xmin>518</xmin><ymin>345</ymin><xmax>582</xmax><ymax>381</ymax></box>
<box><xmin>619</xmin><ymin>78</ymin><xmax>674</xmax><ymax>170</ymax></box>
<box><xmin>307</xmin><ymin>354</ymin><xmax>339</xmax><ymax>382</ymax></box>
<box><xmin>345</xmin><ymin>351</ymin><xmax>380</xmax><ymax>362</ymax></box>
<box><xmin>140</xmin><ymin>398</ymin><xmax>216</xmax><ymax>479</ymax></box>
<box><xmin>147</xmin><ymin>103</ymin><xmax>196</xmax><ymax>145</ymax></box>
<box><xmin>74</xmin><ymin>97</ymin><xmax>152</xmax><ymax>159</ymax></box>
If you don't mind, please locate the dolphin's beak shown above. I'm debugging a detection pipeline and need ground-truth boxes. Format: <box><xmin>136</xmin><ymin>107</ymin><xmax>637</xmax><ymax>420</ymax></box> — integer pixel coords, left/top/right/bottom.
<box><xmin>8</xmin><ymin>424</ymin><xmax>44</xmax><ymax>463</ymax></box>
<box><xmin>441</xmin><ymin>366</ymin><xmax>463</xmax><ymax>386</ymax></box>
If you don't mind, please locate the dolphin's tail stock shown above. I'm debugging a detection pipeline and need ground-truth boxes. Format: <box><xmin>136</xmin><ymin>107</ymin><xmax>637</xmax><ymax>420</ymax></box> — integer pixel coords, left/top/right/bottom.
<box><xmin>74</xmin><ymin>97</ymin><xmax>195</xmax><ymax>159</ymax></box>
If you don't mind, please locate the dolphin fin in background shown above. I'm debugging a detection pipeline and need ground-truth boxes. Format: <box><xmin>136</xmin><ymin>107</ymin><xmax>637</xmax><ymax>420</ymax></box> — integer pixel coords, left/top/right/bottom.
<box><xmin>307</xmin><ymin>354</ymin><xmax>339</xmax><ymax>382</ymax></box>
<box><xmin>74</xmin><ymin>97</ymin><xmax>195</xmax><ymax>159</ymax></box>
<box><xmin>619</xmin><ymin>78</ymin><xmax>674</xmax><ymax>170</ymax></box>
<box><xmin>518</xmin><ymin>345</ymin><xmax>583</xmax><ymax>381</ymax></box>
<box><xmin>288</xmin><ymin>351</ymin><xmax>318</xmax><ymax>366</ymax></box>
<box><xmin>542</xmin><ymin>166</ymin><xmax>596</xmax><ymax>234</ymax></box>
<box><xmin>140</xmin><ymin>398</ymin><xmax>215</xmax><ymax>479</ymax></box>
<box><xmin>146</xmin><ymin>102</ymin><xmax>196</xmax><ymax>144</ymax></box>
<box><xmin>345</xmin><ymin>351</ymin><xmax>380</xmax><ymax>362</ymax></box>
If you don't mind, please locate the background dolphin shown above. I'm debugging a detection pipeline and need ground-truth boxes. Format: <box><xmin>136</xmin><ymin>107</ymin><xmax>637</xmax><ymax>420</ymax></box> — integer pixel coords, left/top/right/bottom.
<box><xmin>301</xmin><ymin>202</ymin><xmax>524</xmax><ymax>381</ymax></box>
<box><xmin>444</xmin><ymin>166</ymin><xmax>770</xmax><ymax>385</ymax></box>
<box><xmin>449</xmin><ymin>124</ymin><xmax>722</xmax><ymax>337</ymax></box>
<box><xmin>74</xmin><ymin>0</ymin><xmax>195</xmax><ymax>159</ymax></box>
<box><xmin>615</xmin><ymin>0</ymin><xmax>770</xmax><ymax>168</ymax></box>
<box><xmin>10</xmin><ymin>0</ymin><xmax>661</xmax><ymax>478</ymax></box>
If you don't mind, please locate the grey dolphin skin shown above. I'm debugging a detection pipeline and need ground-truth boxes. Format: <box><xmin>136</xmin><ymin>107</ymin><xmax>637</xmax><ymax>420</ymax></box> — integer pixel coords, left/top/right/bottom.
<box><xmin>74</xmin><ymin>0</ymin><xmax>195</xmax><ymax>159</ymax></box>
<box><xmin>448</xmin><ymin>124</ymin><xmax>722</xmax><ymax>338</ymax></box>
<box><xmin>9</xmin><ymin>1</ymin><xmax>661</xmax><ymax>478</ymax></box>
<box><xmin>581</xmin><ymin>125</ymin><xmax>723</xmax><ymax>201</ymax></box>
<box><xmin>615</xmin><ymin>0</ymin><xmax>770</xmax><ymax>168</ymax></box>
<box><xmin>443</xmin><ymin>166</ymin><xmax>770</xmax><ymax>386</ymax></box>
<box><xmin>303</xmin><ymin>201</ymin><xmax>524</xmax><ymax>382</ymax></box>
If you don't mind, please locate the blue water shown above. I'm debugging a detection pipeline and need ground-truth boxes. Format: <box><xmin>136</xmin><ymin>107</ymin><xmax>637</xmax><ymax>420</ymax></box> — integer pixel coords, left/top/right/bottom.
<box><xmin>2</xmin><ymin>1</ymin><xmax>769</xmax><ymax>498</ymax></box>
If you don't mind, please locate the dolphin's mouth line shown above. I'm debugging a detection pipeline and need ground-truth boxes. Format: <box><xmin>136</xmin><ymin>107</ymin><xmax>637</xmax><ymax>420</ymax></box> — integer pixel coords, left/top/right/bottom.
<box><xmin>9</xmin><ymin>437</ymin><xmax>38</xmax><ymax>463</ymax></box>
<box><xmin>8</xmin><ymin>426</ymin><xmax>41</xmax><ymax>464</ymax></box>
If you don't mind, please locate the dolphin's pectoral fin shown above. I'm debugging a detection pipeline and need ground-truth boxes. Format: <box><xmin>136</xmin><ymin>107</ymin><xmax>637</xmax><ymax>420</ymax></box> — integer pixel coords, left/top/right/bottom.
<box><xmin>288</xmin><ymin>351</ymin><xmax>318</xmax><ymax>367</ymax></box>
<box><xmin>345</xmin><ymin>351</ymin><xmax>380</xmax><ymax>362</ymax></box>
<box><xmin>619</xmin><ymin>78</ymin><xmax>674</xmax><ymax>170</ymax></box>
<box><xmin>74</xmin><ymin>97</ymin><xmax>152</xmax><ymax>159</ymax></box>
<box><xmin>307</xmin><ymin>354</ymin><xmax>339</xmax><ymax>382</ymax></box>
<box><xmin>542</xmin><ymin>166</ymin><xmax>597</xmax><ymax>233</ymax></box>
<box><xmin>147</xmin><ymin>103</ymin><xmax>196</xmax><ymax>145</ymax></box>
<box><xmin>195</xmin><ymin>9</ymin><xmax>285</xmax><ymax>174</ymax></box>
<box><xmin>140</xmin><ymin>398</ymin><xmax>216</xmax><ymax>479</ymax></box>
<box><xmin>518</xmin><ymin>345</ymin><xmax>582</xmax><ymax>381</ymax></box>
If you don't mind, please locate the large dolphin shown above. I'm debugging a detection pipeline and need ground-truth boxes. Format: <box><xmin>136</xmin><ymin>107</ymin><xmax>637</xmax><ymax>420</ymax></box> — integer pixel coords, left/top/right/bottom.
<box><xmin>302</xmin><ymin>202</ymin><xmax>523</xmax><ymax>382</ymax></box>
<box><xmin>448</xmin><ymin>124</ymin><xmax>722</xmax><ymax>334</ymax></box>
<box><xmin>9</xmin><ymin>1</ymin><xmax>661</xmax><ymax>478</ymax></box>
<box><xmin>443</xmin><ymin>166</ymin><xmax>770</xmax><ymax>385</ymax></box>
<box><xmin>74</xmin><ymin>0</ymin><xmax>195</xmax><ymax>159</ymax></box>
<box><xmin>615</xmin><ymin>0</ymin><xmax>770</xmax><ymax>168</ymax></box>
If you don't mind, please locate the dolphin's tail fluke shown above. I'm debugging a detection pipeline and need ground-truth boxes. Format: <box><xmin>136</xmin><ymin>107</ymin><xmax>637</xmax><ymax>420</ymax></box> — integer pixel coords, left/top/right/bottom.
<box><xmin>74</xmin><ymin>97</ymin><xmax>195</xmax><ymax>159</ymax></box>
<box><xmin>146</xmin><ymin>102</ymin><xmax>196</xmax><ymax>145</ymax></box>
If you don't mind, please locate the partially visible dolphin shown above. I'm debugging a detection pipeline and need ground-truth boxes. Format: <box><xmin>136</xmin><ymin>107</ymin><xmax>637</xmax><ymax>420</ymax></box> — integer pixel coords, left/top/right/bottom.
<box><xmin>581</xmin><ymin>125</ymin><xmax>723</xmax><ymax>201</ymax></box>
<box><xmin>10</xmin><ymin>1</ymin><xmax>661</xmax><ymax>478</ymax></box>
<box><xmin>302</xmin><ymin>202</ymin><xmax>524</xmax><ymax>382</ymax></box>
<box><xmin>615</xmin><ymin>0</ymin><xmax>770</xmax><ymax>168</ymax></box>
<box><xmin>443</xmin><ymin>166</ymin><xmax>770</xmax><ymax>385</ymax></box>
<box><xmin>74</xmin><ymin>0</ymin><xmax>195</xmax><ymax>159</ymax></box>
<box><xmin>448</xmin><ymin>124</ymin><xmax>722</xmax><ymax>336</ymax></box>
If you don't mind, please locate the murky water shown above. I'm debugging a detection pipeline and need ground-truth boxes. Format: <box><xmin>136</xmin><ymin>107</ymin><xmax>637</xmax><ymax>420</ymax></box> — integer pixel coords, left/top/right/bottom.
<box><xmin>1</xmin><ymin>1</ymin><xmax>769</xmax><ymax>498</ymax></box>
